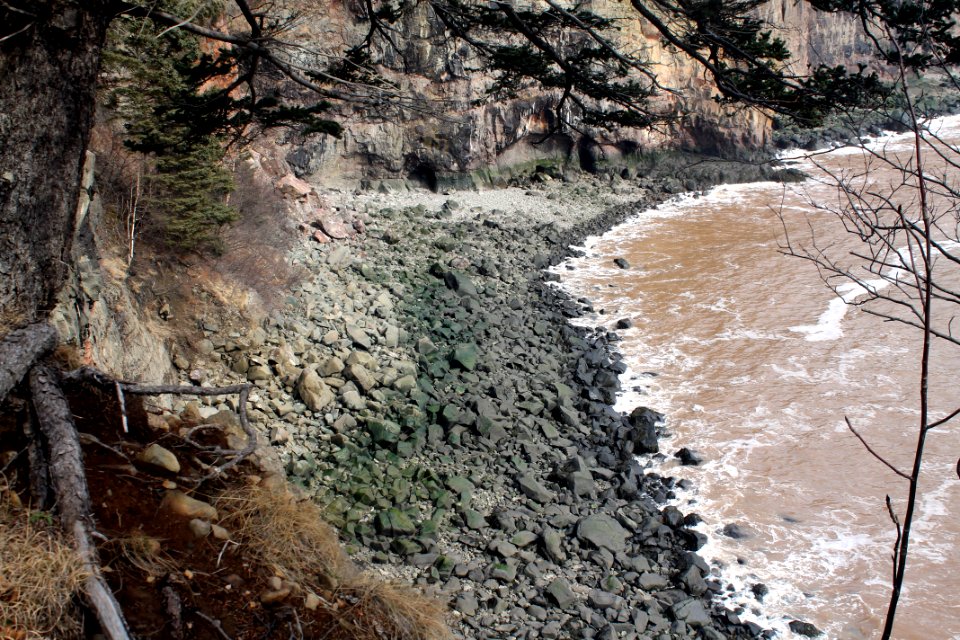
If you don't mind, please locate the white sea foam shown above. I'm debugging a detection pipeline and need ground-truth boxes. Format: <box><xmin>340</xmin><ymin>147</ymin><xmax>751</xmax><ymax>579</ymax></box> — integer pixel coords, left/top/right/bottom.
<box><xmin>554</xmin><ymin>127</ymin><xmax>960</xmax><ymax>639</ymax></box>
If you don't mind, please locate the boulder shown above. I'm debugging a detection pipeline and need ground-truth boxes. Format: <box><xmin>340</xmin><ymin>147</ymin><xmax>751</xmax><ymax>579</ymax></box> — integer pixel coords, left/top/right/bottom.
<box><xmin>296</xmin><ymin>368</ymin><xmax>335</xmax><ymax>412</ymax></box>
<box><xmin>577</xmin><ymin>513</ymin><xmax>629</xmax><ymax>552</ymax></box>
<box><xmin>451</xmin><ymin>343</ymin><xmax>479</xmax><ymax>371</ymax></box>
<box><xmin>546</xmin><ymin>578</ymin><xmax>577</xmax><ymax>609</ymax></box>
<box><xmin>788</xmin><ymin>621</ymin><xmax>823</xmax><ymax>637</ymax></box>
<box><xmin>517</xmin><ymin>473</ymin><xmax>554</xmax><ymax>503</ymax></box>
<box><xmin>671</xmin><ymin>598</ymin><xmax>711</xmax><ymax>628</ymax></box>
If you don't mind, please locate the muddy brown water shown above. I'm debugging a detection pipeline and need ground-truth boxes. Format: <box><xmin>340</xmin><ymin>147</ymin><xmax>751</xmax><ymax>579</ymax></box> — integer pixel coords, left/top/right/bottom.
<box><xmin>557</xmin><ymin>118</ymin><xmax>960</xmax><ymax>639</ymax></box>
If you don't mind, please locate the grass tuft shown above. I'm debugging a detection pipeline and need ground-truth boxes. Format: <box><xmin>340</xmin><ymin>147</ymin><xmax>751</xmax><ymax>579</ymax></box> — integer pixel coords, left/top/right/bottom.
<box><xmin>0</xmin><ymin>495</ymin><xmax>88</xmax><ymax>639</ymax></box>
<box><xmin>215</xmin><ymin>486</ymin><xmax>451</xmax><ymax>640</ymax></box>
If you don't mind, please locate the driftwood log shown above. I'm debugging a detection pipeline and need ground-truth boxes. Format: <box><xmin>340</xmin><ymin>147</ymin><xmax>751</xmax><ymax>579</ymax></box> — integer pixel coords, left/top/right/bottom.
<box><xmin>1</xmin><ymin>323</ymin><xmax>258</xmax><ymax>638</ymax></box>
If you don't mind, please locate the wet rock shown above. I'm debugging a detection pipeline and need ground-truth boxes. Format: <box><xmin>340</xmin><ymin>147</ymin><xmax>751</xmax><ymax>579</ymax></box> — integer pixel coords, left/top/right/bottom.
<box><xmin>788</xmin><ymin>620</ymin><xmax>823</xmax><ymax>637</ymax></box>
<box><xmin>613</xmin><ymin>257</ymin><xmax>630</xmax><ymax>269</ymax></box>
<box><xmin>751</xmin><ymin>583</ymin><xmax>769</xmax><ymax>602</ymax></box>
<box><xmin>676</xmin><ymin>447</ymin><xmax>704</xmax><ymax>466</ymax></box>
<box><xmin>626</xmin><ymin>406</ymin><xmax>661</xmax><ymax>454</ymax></box>
<box><xmin>722</xmin><ymin>523</ymin><xmax>752</xmax><ymax>539</ymax></box>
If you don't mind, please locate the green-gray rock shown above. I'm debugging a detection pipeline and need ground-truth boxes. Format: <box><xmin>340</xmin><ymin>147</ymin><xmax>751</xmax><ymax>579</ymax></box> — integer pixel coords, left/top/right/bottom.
<box><xmin>451</xmin><ymin>343</ymin><xmax>479</xmax><ymax>371</ymax></box>
<box><xmin>577</xmin><ymin>513</ymin><xmax>629</xmax><ymax>552</ymax></box>
<box><xmin>376</xmin><ymin>508</ymin><xmax>417</xmax><ymax>536</ymax></box>
<box><xmin>517</xmin><ymin>473</ymin><xmax>554</xmax><ymax>503</ymax></box>
<box><xmin>546</xmin><ymin>578</ymin><xmax>577</xmax><ymax>609</ymax></box>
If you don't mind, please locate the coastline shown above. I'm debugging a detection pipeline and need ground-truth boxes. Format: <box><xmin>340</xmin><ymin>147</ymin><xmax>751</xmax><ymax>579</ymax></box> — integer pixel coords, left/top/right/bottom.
<box><xmin>190</xmin><ymin>165</ymin><xmax>798</xmax><ymax>638</ymax></box>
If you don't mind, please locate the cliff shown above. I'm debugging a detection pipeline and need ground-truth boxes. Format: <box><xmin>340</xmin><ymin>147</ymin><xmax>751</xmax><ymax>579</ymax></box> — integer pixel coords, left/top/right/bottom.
<box><xmin>272</xmin><ymin>0</ymin><xmax>866</xmax><ymax>189</ymax></box>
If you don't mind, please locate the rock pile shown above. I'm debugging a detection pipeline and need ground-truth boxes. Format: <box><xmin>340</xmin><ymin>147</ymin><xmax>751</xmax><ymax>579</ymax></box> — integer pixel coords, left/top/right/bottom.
<box><xmin>175</xmin><ymin>178</ymin><xmax>773</xmax><ymax>639</ymax></box>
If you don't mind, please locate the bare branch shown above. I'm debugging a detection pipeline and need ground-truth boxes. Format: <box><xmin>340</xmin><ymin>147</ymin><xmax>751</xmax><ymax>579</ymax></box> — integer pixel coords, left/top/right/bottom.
<box><xmin>845</xmin><ymin>417</ymin><xmax>910</xmax><ymax>480</ymax></box>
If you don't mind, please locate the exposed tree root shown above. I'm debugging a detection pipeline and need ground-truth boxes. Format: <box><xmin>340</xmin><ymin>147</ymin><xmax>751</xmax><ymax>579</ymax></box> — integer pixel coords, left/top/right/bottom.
<box><xmin>0</xmin><ymin>325</ymin><xmax>258</xmax><ymax>638</ymax></box>
<box><xmin>29</xmin><ymin>362</ymin><xmax>131</xmax><ymax>640</ymax></box>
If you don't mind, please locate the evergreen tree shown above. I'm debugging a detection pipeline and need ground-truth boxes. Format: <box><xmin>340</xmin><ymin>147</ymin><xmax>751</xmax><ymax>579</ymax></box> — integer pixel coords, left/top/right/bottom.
<box><xmin>105</xmin><ymin>2</ymin><xmax>239</xmax><ymax>252</ymax></box>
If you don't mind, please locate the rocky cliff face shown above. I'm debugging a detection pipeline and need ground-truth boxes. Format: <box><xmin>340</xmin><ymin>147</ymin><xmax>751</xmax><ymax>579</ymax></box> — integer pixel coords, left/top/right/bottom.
<box><xmin>272</xmin><ymin>0</ymin><xmax>865</xmax><ymax>188</ymax></box>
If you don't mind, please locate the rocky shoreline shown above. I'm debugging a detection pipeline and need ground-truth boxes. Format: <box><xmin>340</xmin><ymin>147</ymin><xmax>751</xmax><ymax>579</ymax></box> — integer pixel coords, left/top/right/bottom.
<box><xmin>178</xmin><ymin>167</ymin><xmax>795</xmax><ymax>639</ymax></box>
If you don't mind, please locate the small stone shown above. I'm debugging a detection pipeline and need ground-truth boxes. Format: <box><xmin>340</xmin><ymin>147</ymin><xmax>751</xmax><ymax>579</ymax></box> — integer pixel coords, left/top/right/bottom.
<box><xmin>260</xmin><ymin>587</ymin><xmax>292</xmax><ymax>605</ymax></box>
<box><xmin>456</xmin><ymin>592</ymin><xmax>478</xmax><ymax>616</ymax></box>
<box><xmin>161</xmin><ymin>491</ymin><xmax>218</xmax><ymax>520</ymax></box>
<box><xmin>138</xmin><ymin>444</ymin><xmax>180</xmax><ymax>473</ymax></box>
<box><xmin>188</xmin><ymin>519</ymin><xmax>212</xmax><ymax>538</ymax></box>
<box><xmin>346</xmin><ymin>325</ymin><xmax>372</xmax><ymax>350</ymax></box>
<box><xmin>376</xmin><ymin>508</ymin><xmax>417</xmax><ymax>536</ymax></box>
<box><xmin>451</xmin><ymin>343</ymin><xmax>479</xmax><ymax>371</ymax></box>
<box><xmin>320</xmin><ymin>356</ymin><xmax>345</xmax><ymax>376</ymax></box>
<box><xmin>345</xmin><ymin>363</ymin><xmax>377</xmax><ymax>392</ymax></box>
<box><xmin>305</xmin><ymin>592</ymin><xmax>321</xmax><ymax>611</ymax></box>
<box><xmin>510</xmin><ymin>531</ymin><xmax>538</xmax><ymax>548</ymax></box>
<box><xmin>638</xmin><ymin>572</ymin><xmax>669</xmax><ymax>590</ymax></box>
<box><xmin>546</xmin><ymin>578</ymin><xmax>577</xmax><ymax>609</ymax></box>
<box><xmin>211</xmin><ymin>524</ymin><xmax>230</xmax><ymax>540</ymax></box>
<box><xmin>517</xmin><ymin>473</ymin><xmax>554</xmax><ymax>503</ymax></box>
<box><xmin>269</xmin><ymin>426</ymin><xmax>290</xmax><ymax>445</ymax></box>
<box><xmin>588</xmin><ymin>589</ymin><xmax>620</xmax><ymax>609</ymax></box>
<box><xmin>297</xmin><ymin>368</ymin><xmax>335</xmax><ymax>412</ymax></box>
<box><xmin>613</xmin><ymin>257</ymin><xmax>630</xmax><ymax>269</ymax></box>
<box><xmin>246</xmin><ymin>364</ymin><xmax>272</xmax><ymax>382</ymax></box>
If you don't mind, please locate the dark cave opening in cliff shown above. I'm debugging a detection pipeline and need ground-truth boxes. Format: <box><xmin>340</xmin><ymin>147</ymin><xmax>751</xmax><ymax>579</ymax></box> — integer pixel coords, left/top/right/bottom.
<box><xmin>408</xmin><ymin>162</ymin><xmax>439</xmax><ymax>192</ymax></box>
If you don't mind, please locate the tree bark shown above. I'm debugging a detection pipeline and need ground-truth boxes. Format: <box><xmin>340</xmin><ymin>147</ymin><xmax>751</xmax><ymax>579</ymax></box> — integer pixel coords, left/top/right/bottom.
<box><xmin>0</xmin><ymin>322</ymin><xmax>58</xmax><ymax>401</ymax></box>
<box><xmin>0</xmin><ymin>1</ymin><xmax>111</xmax><ymax>326</ymax></box>
<box><xmin>29</xmin><ymin>362</ymin><xmax>131</xmax><ymax>640</ymax></box>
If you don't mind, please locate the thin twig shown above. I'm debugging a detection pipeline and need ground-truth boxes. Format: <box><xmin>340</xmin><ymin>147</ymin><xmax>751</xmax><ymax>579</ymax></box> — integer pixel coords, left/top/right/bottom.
<box><xmin>115</xmin><ymin>381</ymin><xmax>129</xmax><ymax>434</ymax></box>
<box><xmin>216</xmin><ymin>539</ymin><xmax>239</xmax><ymax>568</ymax></box>
<box><xmin>78</xmin><ymin>432</ymin><xmax>132</xmax><ymax>462</ymax></box>
<box><xmin>845</xmin><ymin>417</ymin><xmax>910</xmax><ymax>480</ymax></box>
<box><xmin>194</xmin><ymin>610</ymin><xmax>235</xmax><ymax>640</ymax></box>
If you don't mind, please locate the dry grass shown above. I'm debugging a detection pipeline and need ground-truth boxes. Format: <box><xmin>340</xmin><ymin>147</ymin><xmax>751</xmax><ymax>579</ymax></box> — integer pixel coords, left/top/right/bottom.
<box><xmin>0</xmin><ymin>497</ymin><xmax>88</xmax><ymax>640</ymax></box>
<box><xmin>215</xmin><ymin>487</ymin><xmax>451</xmax><ymax>640</ymax></box>
<box><xmin>344</xmin><ymin>579</ymin><xmax>451</xmax><ymax>640</ymax></box>
<box><xmin>103</xmin><ymin>535</ymin><xmax>177</xmax><ymax>579</ymax></box>
<box><xmin>215</xmin><ymin>486</ymin><xmax>358</xmax><ymax>590</ymax></box>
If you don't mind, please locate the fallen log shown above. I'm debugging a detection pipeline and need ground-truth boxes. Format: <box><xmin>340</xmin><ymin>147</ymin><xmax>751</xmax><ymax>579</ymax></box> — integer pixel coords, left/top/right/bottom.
<box><xmin>29</xmin><ymin>362</ymin><xmax>131</xmax><ymax>640</ymax></box>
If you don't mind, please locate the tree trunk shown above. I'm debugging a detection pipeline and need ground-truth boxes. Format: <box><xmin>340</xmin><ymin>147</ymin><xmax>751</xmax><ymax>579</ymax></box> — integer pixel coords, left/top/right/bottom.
<box><xmin>0</xmin><ymin>1</ymin><xmax>111</xmax><ymax>328</ymax></box>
